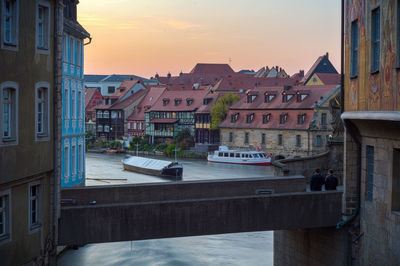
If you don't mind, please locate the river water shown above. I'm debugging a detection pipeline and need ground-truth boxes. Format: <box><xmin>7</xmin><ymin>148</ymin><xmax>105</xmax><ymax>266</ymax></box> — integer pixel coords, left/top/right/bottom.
<box><xmin>58</xmin><ymin>153</ymin><xmax>275</xmax><ymax>266</ymax></box>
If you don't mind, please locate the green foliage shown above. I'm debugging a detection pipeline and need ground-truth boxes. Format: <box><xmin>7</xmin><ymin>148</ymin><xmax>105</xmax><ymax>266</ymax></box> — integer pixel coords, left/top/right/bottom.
<box><xmin>109</xmin><ymin>140</ymin><xmax>121</xmax><ymax>149</ymax></box>
<box><xmin>210</xmin><ymin>94</ymin><xmax>240</xmax><ymax>130</ymax></box>
<box><xmin>165</xmin><ymin>144</ymin><xmax>177</xmax><ymax>156</ymax></box>
<box><xmin>173</xmin><ymin>128</ymin><xmax>194</xmax><ymax>149</ymax></box>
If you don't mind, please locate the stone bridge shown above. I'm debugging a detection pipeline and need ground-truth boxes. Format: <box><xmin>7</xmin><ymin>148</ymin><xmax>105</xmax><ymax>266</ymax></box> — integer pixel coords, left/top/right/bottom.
<box><xmin>58</xmin><ymin>176</ymin><xmax>342</xmax><ymax>246</ymax></box>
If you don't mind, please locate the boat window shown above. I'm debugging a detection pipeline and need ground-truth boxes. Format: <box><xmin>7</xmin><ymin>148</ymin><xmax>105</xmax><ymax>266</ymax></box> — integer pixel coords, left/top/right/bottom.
<box><xmin>235</xmin><ymin>153</ymin><xmax>240</xmax><ymax>158</ymax></box>
<box><xmin>224</xmin><ymin>153</ymin><xmax>228</xmax><ymax>157</ymax></box>
<box><xmin>230</xmin><ymin>153</ymin><xmax>234</xmax><ymax>157</ymax></box>
<box><xmin>253</xmin><ymin>154</ymin><xmax>259</xmax><ymax>158</ymax></box>
<box><xmin>259</xmin><ymin>153</ymin><xmax>264</xmax><ymax>158</ymax></box>
<box><xmin>218</xmin><ymin>152</ymin><xmax>223</xmax><ymax>157</ymax></box>
<box><xmin>249</xmin><ymin>154</ymin><xmax>253</xmax><ymax>158</ymax></box>
<box><xmin>245</xmin><ymin>154</ymin><xmax>249</xmax><ymax>158</ymax></box>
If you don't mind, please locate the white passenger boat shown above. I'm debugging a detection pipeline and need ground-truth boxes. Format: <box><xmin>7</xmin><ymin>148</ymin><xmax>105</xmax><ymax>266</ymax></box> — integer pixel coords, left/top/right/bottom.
<box><xmin>207</xmin><ymin>146</ymin><xmax>271</xmax><ymax>165</ymax></box>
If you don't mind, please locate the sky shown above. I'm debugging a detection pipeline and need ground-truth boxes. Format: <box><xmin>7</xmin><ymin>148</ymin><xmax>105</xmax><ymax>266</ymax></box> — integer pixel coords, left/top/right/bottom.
<box><xmin>79</xmin><ymin>0</ymin><xmax>341</xmax><ymax>78</ymax></box>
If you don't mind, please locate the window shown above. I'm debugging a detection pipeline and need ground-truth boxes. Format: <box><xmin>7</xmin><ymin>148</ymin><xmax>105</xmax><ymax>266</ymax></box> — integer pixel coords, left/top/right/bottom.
<box><xmin>71</xmin><ymin>144</ymin><xmax>76</xmax><ymax>179</ymax></box>
<box><xmin>78</xmin><ymin>142</ymin><xmax>83</xmax><ymax>178</ymax></box>
<box><xmin>97</xmin><ymin>110</ymin><xmax>102</xmax><ymax>119</ymax></box>
<box><xmin>321</xmin><ymin>113</ymin><xmax>327</xmax><ymax>125</ymax></box>
<box><xmin>69</xmin><ymin>37</ymin><xmax>74</xmax><ymax>64</ymax></box>
<box><xmin>36</xmin><ymin>2</ymin><xmax>50</xmax><ymax>52</ymax></box>
<box><xmin>282</xmin><ymin>94</ymin><xmax>293</xmax><ymax>103</ymax></box>
<box><xmin>296</xmin><ymin>93</ymin><xmax>308</xmax><ymax>102</ymax></box>
<box><xmin>245</xmin><ymin>133</ymin><xmax>249</xmax><ymax>144</ymax></box>
<box><xmin>174</xmin><ymin>98</ymin><xmax>182</xmax><ymax>106</ymax></box>
<box><xmin>76</xmin><ymin>40</ymin><xmax>81</xmax><ymax>66</ymax></box>
<box><xmin>0</xmin><ymin>190</ymin><xmax>11</xmax><ymax>245</ymax></box>
<box><xmin>265</xmin><ymin>94</ymin><xmax>275</xmax><ymax>103</ymax></box>
<box><xmin>351</xmin><ymin>20</ymin><xmax>358</xmax><ymax>77</ymax></box>
<box><xmin>392</xmin><ymin>149</ymin><xmax>400</xmax><ymax>212</ymax></box>
<box><xmin>246</xmin><ymin>113</ymin><xmax>254</xmax><ymax>123</ymax></box>
<box><xmin>1</xmin><ymin>0</ymin><xmax>18</xmax><ymax>50</ymax></box>
<box><xmin>1</xmin><ymin>82</ymin><xmax>18</xmax><ymax>145</ymax></box>
<box><xmin>111</xmin><ymin>111</ymin><xmax>117</xmax><ymax>119</ymax></box>
<box><xmin>77</xmin><ymin>91</ymin><xmax>81</xmax><ymax>119</ymax></box>
<box><xmin>162</xmin><ymin>99</ymin><xmax>169</xmax><ymax>106</ymax></box>
<box><xmin>29</xmin><ymin>182</ymin><xmax>41</xmax><ymax>232</ymax></box>
<box><xmin>104</xmin><ymin>125</ymin><xmax>109</xmax><ymax>132</ymax></box>
<box><xmin>71</xmin><ymin>90</ymin><xmax>76</xmax><ymax>119</ymax></box>
<box><xmin>231</xmin><ymin>113</ymin><xmax>239</xmax><ymax>123</ymax></box>
<box><xmin>278</xmin><ymin>134</ymin><xmax>283</xmax><ymax>145</ymax></box>
<box><xmin>97</xmin><ymin>124</ymin><xmax>103</xmax><ymax>132</ymax></box>
<box><xmin>261</xmin><ymin>133</ymin><xmax>265</xmax><ymax>144</ymax></box>
<box><xmin>296</xmin><ymin>135</ymin><xmax>301</xmax><ymax>147</ymax></box>
<box><xmin>316</xmin><ymin>135</ymin><xmax>322</xmax><ymax>147</ymax></box>
<box><xmin>64</xmin><ymin>143</ymin><xmax>69</xmax><ymax>183</ymax></box>
<box><xmin>229</xmin><ymin>132</ymin><xmax>233</xmax><ymax>142</ymax></box>
<box><xmin>186</xmin><ymin>99</ymin><xmax>193</xmax><ymax>106</ymax></box>
<box><xmin>263</xmin><ymin>114</ymin><xmax>270</xmax><ymax>124</ymax></box>
<box><xmin>64</xmin><ymin>85</ymin><xmax>69</xmax><ymax>122</ymax></box>
<box><xmin>297</xmin><ymin>114</ymin><xmax>306</xmax><ymax>125</ymax></box>
<box><xmin>103</xmin><ymin>110</ymin><xmax>109</xmax><ymax>119</ymax></box>
<box><xmin>371</xmin><ymin>7</ymin><xmax>380</xmax><ymax>73</ymax></box>
<box><xmin>108</xmin><ymin>86</ymin><xmax>115</xmax><ymax>94</ymax></box>
<box><xmin>35</xmin><ymin>83</ymin><xmax>49</xmax><ymax>140</ymax></box>
<box><xmin>280</xmin><ymin>113</ymin><xmax>288</xmax><ymax>124</ymax></box>
<box><xmin>366</xmin><ymin>145</ymin><xmax>374</xmax><ymax>201</ymax></box>
<box><xmin>247</xmin><ymin>94</ymin><xmax>256</xmax><ymax>103</ymax></box>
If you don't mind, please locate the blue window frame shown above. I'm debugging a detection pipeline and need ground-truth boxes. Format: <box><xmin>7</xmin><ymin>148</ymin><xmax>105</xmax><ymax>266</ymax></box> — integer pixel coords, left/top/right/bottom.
<box><xmin>371</xmin><ymin>8</ymin><xmax>380</xmax><ymax>73</ymax></box>
<box><xmin>316</xmin><ymin>135</ymin><xmax>322</xmax><ymax>147</ymax></box>
<box><xmin>245</xmin><ymin>133</ymin><xmax>249</xmax><ymax>144</ymax></box>
<box><xmin>296</xmin><ymin>135</ymin><xmax>301</xmax><ymax>147</ymax></box>
<box><xmin>366</xmin><ymin>145</ymin><xmax>374</xmax><ymax>201</ymax></box>
<box><xmin>351</xmin><ymin>20</ymin><xmax>358</xmax><ymax>77</ymax></box>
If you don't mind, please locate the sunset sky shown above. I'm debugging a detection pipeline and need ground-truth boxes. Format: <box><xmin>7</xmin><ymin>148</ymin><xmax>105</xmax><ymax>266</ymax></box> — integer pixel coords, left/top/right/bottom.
<box><xmin>79</xmin><ymin>0</ymin><xmax>341</xmax><ymax>78</ymax></box>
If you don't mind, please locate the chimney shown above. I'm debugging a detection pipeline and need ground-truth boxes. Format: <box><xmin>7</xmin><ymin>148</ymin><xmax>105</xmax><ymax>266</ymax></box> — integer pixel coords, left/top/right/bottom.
<box><xmin>325</xmin><ymin>52</ymin><xmax>329</xmax><ymax>59</ymax></box>
<box><xmin>276</xmin><ymin>66</ymin><xmax>279</xmax><ymax>71</ymax></box>
<box><xmin>299</xmin><ymin>70</ymin><xmax>304</xmax><ymax>77</ymax></box>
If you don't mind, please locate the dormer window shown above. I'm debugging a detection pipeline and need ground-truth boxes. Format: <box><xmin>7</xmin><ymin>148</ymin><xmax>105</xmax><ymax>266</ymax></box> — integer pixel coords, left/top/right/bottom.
<box><xmin>186</xmin><ymin>98</ymin><xmax>193</xmax><ymax>106</ymax></box>
<box><xmin>174</xmin><ymin>98</ymin><xmax>182</xmax><ymax>106</ymax></box>
<box><xmin>297</xmin><ymin>113</ymin><xmax>306</xmax><ymax>124</ymax></box>
<box><xmin>263</xmin><ymin>114</ymin><xmax>271</xmax><ymax>124</ymax></box>
<box><xmin>296</xmin><ymin>91</ymin><xmax>309</xmax><ymax>102</ymax></box>
<box><xmin>246</xmin><ymin>113</ymin><xmax>254</xmax><ymax>123</ymax></box>
<box><xmin>231</xmin><ymin>113</ymin><xmax>239</xmax><ymax>123</ymax></box>
<box><xmin>282</xmin><ymin>93</ymin><xmax>293</xmax><ymax>103</ymax></box>
<box><xmin>265</xmin><ymin>93</ymin><xmax>276</xmax><ymax>103</ymax></box>
<box><xmin>203</xmin><ymin>98</ymin><xmax>212</xmax><ymax>105</ymax></box>
<box><xmin>280</xmin><ymin>113</ymin><xmax>288</xmax><ymax>124</ymax></box>
<box><xmin>163</xmin><ymin>98</ymin><xmax>170</xmax><ymax>106</ymax></box>
<box><xmin>247</xmin><ymin>94</ymin><xmax>257</xmax><ymax>103</ymax></box>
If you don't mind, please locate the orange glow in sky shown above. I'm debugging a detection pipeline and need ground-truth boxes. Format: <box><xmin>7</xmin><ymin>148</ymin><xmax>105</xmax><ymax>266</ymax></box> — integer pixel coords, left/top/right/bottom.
<box><xmin>79</xmin><ymin>0</ymin><xmax>341</xmax><ymax>78</ymax></box>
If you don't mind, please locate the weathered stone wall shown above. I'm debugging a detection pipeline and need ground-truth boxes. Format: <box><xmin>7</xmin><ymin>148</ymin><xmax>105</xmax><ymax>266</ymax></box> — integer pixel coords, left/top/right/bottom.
<box><xmin>220</xmin><ymin>128</ymin><xmax>330</xmax><ymax>159</ymax></box>
<box><xmin>358</xmin><ymin>136</ymin><xmax>400</xmax><ymax>265</ymax></box>
<box><xmin>274</xmin><ymin>228</ymin><xmax>350</xmax><ymax>266</ymax></box>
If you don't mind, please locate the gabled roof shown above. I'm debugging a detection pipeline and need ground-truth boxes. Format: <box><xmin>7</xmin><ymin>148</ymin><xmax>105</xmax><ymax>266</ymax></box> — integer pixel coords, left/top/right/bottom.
<box><xmin>109</xmin><ymin>79</ymin><xmax>142</xmax><ymax>100</ymax></box>
<box><xmin>315</xmin><ymin>73</ymin><xmax>341</xmax><ymax>85</ymax></box>
<box><xmin>219</xmin><ymin>109</ymin><xmax>315</xmax><ymax>130</ymax></box>
<box><xmin>300</xmin><ymin>53</ymin><xmax>338</xmax><ymax>84</ymax></box>
<box><xmin>85</xmin><ymin>87</ymin><xmax>99</xmax><ymax>108</ymax></box>
<box><xmin>84</xmin><ymin>75</ymin><xmax>108</xmax><ymax>83</ymax></box>
<box><xmin>148</xmin><ymin>89</ymin><xmax>209</xmax><ymax>112</ymax></box>
<box><xmin>229</xmin><ymin>84</ymin><xmax>337</xmax><ymax>110</ymax></box>
<box><xmin>127</xmin><ymin>86</ymin><xmax>167</xmax><ymax>121</ymax></box>
<box><xmin>195</xmin><ymin>92</ymin><xmax>224</xmax><ymax>114</ymax></box>
<box><xmin>190</xmin><ymin>63</ymin><xmax>235</xmax><ymax>75</ymax></box>
<box><xmin>109</xmin><ymin>89</ymin><xmax>147</xmax><ymax>110</ymax></box>
<box><xmin>212</xmin><ymin>76</ymin><xmax>297</xmax><ymax>92</ymax></box>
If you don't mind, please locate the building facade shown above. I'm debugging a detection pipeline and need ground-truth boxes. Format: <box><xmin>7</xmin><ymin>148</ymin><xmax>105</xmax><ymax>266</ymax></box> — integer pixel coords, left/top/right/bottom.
<box><xmin>61</xmin><ymin>0</ymin><xmax>90</xmax><ymax>187</ymax></box>
<box><xmin>0</xmin><ymin>0</ymin><xmax>62</xmax><ymax>264</ymax></box>
<box><xmin>342</xmin><ymin>0</ymin><xmax>400</xmax><ymax>263</ymax></box>
<box><xmin>219</xmin><ymin>85</ymin><xmax>339</xmax><ymax>158</ymax></box>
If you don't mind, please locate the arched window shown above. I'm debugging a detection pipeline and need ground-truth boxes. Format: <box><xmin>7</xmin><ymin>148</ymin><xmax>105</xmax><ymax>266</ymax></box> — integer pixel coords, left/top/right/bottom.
<box><xmin>1</xmin><ymin>81</ymin><xmax>18</xmax><ymax>145</ymax></box>
<box><xmin>35</xmin><ymin>82</ymin><xmax>50</xmax><ymax>140</ymax></box>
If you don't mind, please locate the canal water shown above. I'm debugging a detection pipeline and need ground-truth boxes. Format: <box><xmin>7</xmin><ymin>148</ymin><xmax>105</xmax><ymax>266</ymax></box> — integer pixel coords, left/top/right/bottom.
<box><xmin>58</xmin><ymin>153</ymin><xmax>275</xmax><ymax>266</ymax></box>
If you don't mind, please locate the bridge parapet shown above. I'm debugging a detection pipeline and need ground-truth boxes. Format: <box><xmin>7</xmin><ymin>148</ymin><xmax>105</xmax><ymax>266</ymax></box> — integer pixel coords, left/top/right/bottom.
<box><xmin>59</xmin><ymin>177</ymin><xmax>342</xmax><ymax>246</ymax></box>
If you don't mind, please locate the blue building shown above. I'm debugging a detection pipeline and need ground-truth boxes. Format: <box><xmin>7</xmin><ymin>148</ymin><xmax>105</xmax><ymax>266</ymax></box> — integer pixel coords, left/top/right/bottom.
<box><xmin>61</xmin><ymin>0</ymin><xmax>90</xmax><ymax>187</ymax></box>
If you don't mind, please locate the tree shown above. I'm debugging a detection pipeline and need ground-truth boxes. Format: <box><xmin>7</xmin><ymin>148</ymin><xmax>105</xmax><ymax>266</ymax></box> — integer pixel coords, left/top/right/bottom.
<box><xmin>210</xmin><ymin>94</ymin><xmax>240</xmax><ymax>130</ymax></box>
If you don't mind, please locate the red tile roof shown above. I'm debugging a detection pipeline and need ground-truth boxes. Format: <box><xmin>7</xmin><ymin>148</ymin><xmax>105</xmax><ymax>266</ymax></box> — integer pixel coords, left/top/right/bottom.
<box><xmin>315</xmin><ymin>73</ymin><xmax>341</xmax><ymax>85</ymax></box>
<box><xmin>148</xmin><ymin>89</ymin><xmax>210</xmax><ymax>112</ymax></box>
<box><xmin>109</xmin><ymin>79</ymin><xmax>142</xmax><ymax>99</ymax></box>
<box><xmin>219</xmin><ymin>109</ymin><xmax>315</xmax><ymax>130</ymax></box>
<box><xmin>95</xmin><ymin>104</ymin><xmax>112</xmax><ymax>110</ymax></box>
<box><xmin>150</xmin><ymin>118</ymin><xmax>179</xmax><ymax>123</ymax></box>
<box><xmin>109</xmin><ymin>89</ymin><xmax>147</xmax><ymax>110</ymax></box>
<box><xmin>126</xmin><ymin>86</ymin><xmax>167</xmax><ymax>121</ymax></box>
<box><xmin>229</xmin><ymin>85</ymin><xmax>337</xmax><ymax>110</ymax></box>
<box><xmin>189</xmin><ymin>63</ymin><xmax>235</xmax><ymax>75</ymax></box>
<box><xmin>195</xmin><ymin>92</ymin><xmax>225</xmax><ymax>114</ymax></box>
<box><xmin>212</xmin><ymin>76</ymin><xmax>297</xmax><ymax>92</ymax></box>
<box><xmin>85</xmin><ymin>87</ymin><xmax>98</xmax><ymax>108</ymax></box>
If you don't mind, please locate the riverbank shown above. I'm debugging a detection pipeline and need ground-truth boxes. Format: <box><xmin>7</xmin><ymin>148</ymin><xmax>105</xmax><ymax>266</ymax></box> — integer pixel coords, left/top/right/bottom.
<box><xmin>87</xmin><ymin>148</ymin><xmax>207</xmax><ymax>160</ymax></box>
